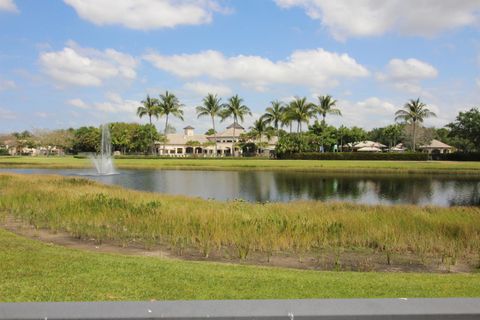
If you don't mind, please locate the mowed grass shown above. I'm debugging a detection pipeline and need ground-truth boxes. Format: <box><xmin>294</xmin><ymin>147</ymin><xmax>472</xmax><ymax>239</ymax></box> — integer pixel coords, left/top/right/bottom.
<box><xmin>0</xmin><ymin>156</ymin><xmax>480</xmax><ymax>174</ymax></box>
<box><xmin>1</xmin><ymin>173</ymin><xmax>480</xmax><ymax>269</ymax></box>
<box><xmin>2</xmin><ymin>228</ymin><xmax>480</xmax><ymax>302</ymax></box>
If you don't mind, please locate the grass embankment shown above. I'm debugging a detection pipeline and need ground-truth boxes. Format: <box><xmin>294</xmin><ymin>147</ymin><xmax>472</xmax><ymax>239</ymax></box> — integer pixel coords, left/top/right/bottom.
<box><xmin>1</xmin><ymin>156</ymin><xmax>480</xmax><ymax>174</ymax></box>
<box><xmin>1</xmin><ymin>173</ymin><xmax>479</xmax><ymax>272</ymax></box>
<box><xmin>3</xmin><ymin>228</ymin><xmax>480</xmax><ymax>301</ymax></box>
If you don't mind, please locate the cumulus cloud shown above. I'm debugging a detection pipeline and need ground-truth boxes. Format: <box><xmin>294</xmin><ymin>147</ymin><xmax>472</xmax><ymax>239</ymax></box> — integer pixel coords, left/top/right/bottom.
<box><xmin>377</xmin><ymin>58</ymin><xmax>438</xmax><ymax>95</ymax></box>
<box><xmin>68</xmin><ymin>93</ymin><xmax>139</xmax><ymax>114</ymax></box>
<box><xmin>64</xmin><ymin>0</ymin><xmax>227</xmax><ymax>30</ymax></box>
<box><xmin>39</xmin><ymin>41</ymin><xmax>138</xmax><ymax>87</ymax></box>
<box><xmin>0</xmin><ymin>79</ymin><xmax>16</xmax><ymax>91</ymax></box>
<box><xmin>144</xmin><ymin>48</ymin><xmax>369</xmax><ymax>91</ymax></box>
<box><xmin>184</xmin><ymin>82</ymin><xmax>232</xmax><ymax>96</ymax></box>
<box><xmin>275</xmin><ymin>0</ymin><xmax>480</xmax><ymax>40</ymax></box>
<box><xmin>0</xmin><ymin>0</ymin><xmax>18</xmax><ymax>13</ymax></box>
<box><xmin>334</xmin><ymin>97</ymin><xmax>397</xmax><ymax>129</ymax></box>
<box><xmin>67</xmin><ymin>98</ymin><xmax>90</xmax><ymax>109</ymax></box>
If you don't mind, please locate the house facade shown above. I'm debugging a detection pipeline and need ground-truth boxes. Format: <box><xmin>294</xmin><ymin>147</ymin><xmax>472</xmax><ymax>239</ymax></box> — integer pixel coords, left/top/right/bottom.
<box><xmin>155</xmin><ymin>123</ymin><xmax>277</xmax><ymax>157</ymax></box>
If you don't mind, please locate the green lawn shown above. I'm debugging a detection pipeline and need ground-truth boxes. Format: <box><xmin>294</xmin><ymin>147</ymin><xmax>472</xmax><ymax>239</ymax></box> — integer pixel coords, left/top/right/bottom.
<box><xmin>1</xmin><ymin>156</ymin><xmax>480</xmax><ymax>174</ymax></box>
<box><xmin>1</xmin><ymin>228</ymin><xmax>480</xmax><ymax>302</ymax></box>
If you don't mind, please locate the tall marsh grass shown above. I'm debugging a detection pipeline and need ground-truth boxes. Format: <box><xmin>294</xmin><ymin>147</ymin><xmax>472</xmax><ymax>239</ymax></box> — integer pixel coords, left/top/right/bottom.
<box><xmin>1</xmin><ymin>173</ymin><xmax>479</xmax><ymax>267</ymax></box>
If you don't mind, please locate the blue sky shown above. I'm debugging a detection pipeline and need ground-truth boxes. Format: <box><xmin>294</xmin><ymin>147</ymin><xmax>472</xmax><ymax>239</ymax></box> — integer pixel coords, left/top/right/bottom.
<box><xmin>0</xmin><ymin>0</ymin><xmax>479</xmax><ymax>134</ymax></box>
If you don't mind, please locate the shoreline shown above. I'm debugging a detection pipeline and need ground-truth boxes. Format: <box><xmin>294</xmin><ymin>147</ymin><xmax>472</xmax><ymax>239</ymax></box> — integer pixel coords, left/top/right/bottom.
<box><xmin>1</xmin><ymin>156</ymin><xmax>480</xmax><ymax>175</ymax></box>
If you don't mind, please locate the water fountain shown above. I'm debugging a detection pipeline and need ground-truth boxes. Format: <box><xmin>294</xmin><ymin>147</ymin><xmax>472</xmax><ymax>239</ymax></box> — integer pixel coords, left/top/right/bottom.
<box><xmin>90</xmin><ymin>124</ymin><xmax>116</xmax><ymax>175</ymax></box>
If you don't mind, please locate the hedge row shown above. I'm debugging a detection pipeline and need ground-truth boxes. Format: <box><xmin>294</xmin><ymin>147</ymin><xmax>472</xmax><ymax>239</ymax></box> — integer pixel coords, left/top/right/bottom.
<box><xmin>431</xmin><ymin>153</ymin><xmax>480</xmax><ymax>161</ymax></box>
<box><xmin>277</xmin><ymin>152</ymin><xmax>429</xmax><ymax>161</ymax></box>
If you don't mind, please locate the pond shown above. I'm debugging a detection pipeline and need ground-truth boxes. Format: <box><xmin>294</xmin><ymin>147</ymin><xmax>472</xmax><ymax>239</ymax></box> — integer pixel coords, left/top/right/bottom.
<box><xmin>1</xmin><ymin>168</ymin><xmax>479</xmax><ymax>207</ymax></box>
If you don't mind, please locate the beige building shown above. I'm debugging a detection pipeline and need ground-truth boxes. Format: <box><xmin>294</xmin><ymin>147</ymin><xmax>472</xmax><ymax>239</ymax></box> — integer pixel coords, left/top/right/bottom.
<box><xmin>156</xmin><ymin>123</ymin><xmax>277</xmax><ymax>157</ymax></box>
<box><xmin>419</xmin><ymin>139</ymin><xmax>454</xmax><ymax>154</ymax></box>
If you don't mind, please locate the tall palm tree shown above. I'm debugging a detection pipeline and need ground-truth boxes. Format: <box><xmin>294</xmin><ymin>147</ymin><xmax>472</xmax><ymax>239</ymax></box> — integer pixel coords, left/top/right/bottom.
<box><xmin>196</xmin><ymin>93</ymin><xmax>222</xmax><ymax>156</ymax></box>
<box><xmin>288</xmin><ymin>97</ymin><xmax>315</xmax><ymax>132</ymax></box>
<box><xmin>249</xmin><ymin>118</ymin><xmax>273</xmax><ymax>144</ymax></box>
<box><xmin>395</xmin><ymin>98</ymin><xmax>436</xmax><ymax>151</ymax></box>
<box><xmin>261</xmin><ymin>100</ymin><xmax>285</xmax><ymax>134</ymax></box>
<box><xmin>221</xmin><ymin>94</ymin><xmax>251</xmax><ymax>156</ymax></box>
<box><xmin>137</xmin><ymin>94</ymin><xmax>160</xmax><ymax>154</ymax></box>
<box><xmin>317</xmin><ymin>95</ymin><xmax>341</xmax><ymax>124</ymax></box>
<box><xmin>281</xmin><ymin>104</ymin><xmax>294</xmax><ymax>133</ymax></box>
<box><xmin>137</xmin><ymin>95</ymin><xmax>160</xmax><ymax>125</ymax></box>
<box><xmin>158</xmin><ymin>91</ymin><xmax>184</xmax><ymax>155</ymax></box>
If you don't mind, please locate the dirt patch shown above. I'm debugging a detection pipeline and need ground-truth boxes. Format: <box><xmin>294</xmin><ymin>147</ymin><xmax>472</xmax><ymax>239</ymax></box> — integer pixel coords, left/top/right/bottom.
<box><xmin>1</xmin><ymin>216</ymin><xmax>475</xmax><ymax>273</ymax></box>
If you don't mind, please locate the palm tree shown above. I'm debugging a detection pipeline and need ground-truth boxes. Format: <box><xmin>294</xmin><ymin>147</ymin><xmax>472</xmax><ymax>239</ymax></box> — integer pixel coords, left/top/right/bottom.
<box><xmin>288</xmin><ymin>97</ymin><xmax>315</xmax><ymax>132</ymax></box>
<box><xmin>395</xmin><ymin>98</ymin><xmax>436</xmax><ymax>151</ymax></box>
<box><xmin>249</xmin><ymin>118</ymin><xmax>273</xmax><ymax>144</ymax></box>
<box><xmin>137</xmin><ymin>95</ymin><xmax>160</xmax><ymax>154</ymax></box>
<box><xmin>221</xmin><ymin>94</ymin><xmax>251</xmax><ymax>156</ymax></box>
<box><xmin>158</xmin><ymin>91</ymin><xmax>184</xmax><ymax>155</ymax></box>
<box><xmin>261</xmin><ymin>100</ymin><xmax>285</xmax><ymax>134</ymax></box>
<box><xmin>281</xmin><ymin>104</ymin><xmax>294</xmax><ymax>133</ymax></box>
<box><xmin>317</xmin><ymin>95</ymin><xmax>341</xmax><ymax>124</ymax></box>
<box><xmin>137</xmin><ymin>95</ymin><xmax>160</xmax><ymax>125</ymax></box>
<box><xmin>196</xmin><ymin>93</ymin><xmax>222</xmax><ymax>156</ymax></box>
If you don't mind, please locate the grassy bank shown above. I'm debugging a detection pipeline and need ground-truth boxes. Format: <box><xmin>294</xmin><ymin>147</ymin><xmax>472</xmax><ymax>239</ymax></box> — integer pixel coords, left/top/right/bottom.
<box><xmin>3</xmin><ymin>228</ymin><xmax>480</xmax><ymax>301</ymax></box>
<box><xmin>1</xmin><ymin>173</ymin><xmax>480</xmax><ymax>272</ymax></box>
<box><xmin>0</xmin><ymin>156</ymin><xmax>480</xmax><ymax>174</ymax></box>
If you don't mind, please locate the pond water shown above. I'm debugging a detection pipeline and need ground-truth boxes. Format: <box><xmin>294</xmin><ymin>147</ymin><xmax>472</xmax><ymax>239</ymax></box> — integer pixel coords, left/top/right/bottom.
<box><xmin>2</xmin><ymin>168</ymin><xmax>479</xmax><ymax>207</ymax></box>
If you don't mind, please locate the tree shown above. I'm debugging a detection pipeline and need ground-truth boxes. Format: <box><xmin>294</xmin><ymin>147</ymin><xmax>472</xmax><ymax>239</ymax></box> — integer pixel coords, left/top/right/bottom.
<box><xmin>395</xmin><ymin>98</ymin><xmax>436</xmax><ymax>151</ymax></box>
<box><xmin>402</xmin><ymin>124</ymin><xmax>435</xmax><ymax>150</ymax></box>
<box><xmin>109</xmin><ymin>122</ymin><xmax>140</xmax><ymax>154</ymax></box>
<box><xmin>383</xmin><ymin>124</ymin><xmax>404</xmax><ymax>148</ymax></box>
<box><xmin>308</xmin><ymin>121</ymin><xmax>337</xmax><ymax>151</ymax></box>
<box><xmin>221</xmin><ymin>94</ymin><xmax>251</xmax><ymax>156</ymax></box>
<box><xmin>137</xmin><ymin>95</ymin><xmax>161</xmax><ymax>154</ymax></box>
<box><xmin>281</xmin><ymin>103</ymin><xmax>294</xmax><ymax>133</ymax></box>
<box><xmin>158</xmin><ymin>91</ymin><xmax>184</xmax><ymax>155</ymax></box>
<box><xmin>205</xmin><ymin>128</ymin><xmax>216</xmax><ymax>135</ymax></box>
<box><xmin>261</xmin><ymin>100</ymin><xmax>285</xmax><ymax>134</ymax></box>
<box><xmin>196</xmin><ymin>93</ymin><xmax>223</xmax><ymax>156</ymax></box>
<box><xmin>131</xmin><ymin>124</ymin><xmax>159</xmax><ymax>154</ymax></box>
<box><xmin>317</xmin><ymin>95</ymin><xmax>341</xmax><ymax>124</ymax></box>
<box><xmin>249</xmin><ymin>118</ymin><xmax>274</xmax><ymax>144</ymax></box>
<box><xmin>447</xmin><ymin>108</ymin><xmax>480</xmax><ymax>152</ymax></box>
<box><xmin>35</xmin><ymin>129</ymin><xmax>74</xmax><ymax>155</ymax></box>
<box><xmin>73</xmin><ymin>127</ymin><xmax>100</xmax><ymax>153</ymax></box>
<box><xmin>137</xmin><ymin>95</ymin><xmax>160</xmax><ymax>125</ymax></box>
<box><xmin>287</xmin><ymin>97</ymin><xmax>315</xmax><ymax>132</ymax></box>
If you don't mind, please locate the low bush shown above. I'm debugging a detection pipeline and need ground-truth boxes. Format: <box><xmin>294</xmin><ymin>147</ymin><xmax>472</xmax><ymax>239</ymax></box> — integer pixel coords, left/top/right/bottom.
<box><xmin>278</xmin><ymin>152</ymin><xmax>429</xmax><ymax>161</ymax></box>
<box><xmin>431</xmin><ymin>153</ymin><xmax>480</xmax><ymax>162</ymax></box>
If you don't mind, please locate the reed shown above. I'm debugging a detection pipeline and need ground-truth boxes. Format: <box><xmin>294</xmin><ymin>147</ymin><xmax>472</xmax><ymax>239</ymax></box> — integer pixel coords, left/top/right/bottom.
<box><xmin>1</xmin><ymin>173</ymin><xmax>479</xmax><ymax>269</ymax></box>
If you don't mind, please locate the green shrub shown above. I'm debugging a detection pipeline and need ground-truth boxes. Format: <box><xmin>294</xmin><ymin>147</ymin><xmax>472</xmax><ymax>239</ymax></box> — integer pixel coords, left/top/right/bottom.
<box><xmin>280</xmin><ymin>152</ymin><xmax>429</xmax><ymax>161</ymax></box>
<box><xmin>431</xmin><ymin>153</ymin><xmax>480</xmax><ymax>162</ymax></box>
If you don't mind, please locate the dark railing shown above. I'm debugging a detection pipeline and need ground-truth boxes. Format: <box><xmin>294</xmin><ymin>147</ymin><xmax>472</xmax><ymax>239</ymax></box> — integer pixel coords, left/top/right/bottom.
<box><xmin>1</xmin><ymin>298</ymin><xmax>480</xmax><ymax>319</ymax></box>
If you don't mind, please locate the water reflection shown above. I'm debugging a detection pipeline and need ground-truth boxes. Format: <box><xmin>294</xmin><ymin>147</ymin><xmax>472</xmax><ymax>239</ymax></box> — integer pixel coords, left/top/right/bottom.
<box><xmin>1</xmin><ymin>168</ymin><xmax>479</xmax><ymax>207</ymax></box>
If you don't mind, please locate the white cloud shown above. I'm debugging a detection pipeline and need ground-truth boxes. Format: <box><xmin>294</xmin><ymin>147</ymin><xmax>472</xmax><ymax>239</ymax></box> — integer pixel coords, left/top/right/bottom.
<box><xmin>69</xmin><ymin>93</ymin><xmax>139</xmax><ymax>114</ymax></box>
<box><xmin>184</xmin><ymin>82</ymin><xmax>232</xmax><ymax>96</ymax></box>
<box><xmin>0</xmin><ymin>79</ymin><xmax>16</xmax><ymax>91</ymax></box>
<box><xmin>377</xmin><ymin>58</ymin><xmax>438</xmax><ymax>95</ymax></box>
<box><xmin>476</xmin><ymin>78</ymin><xmax>480</xmax><ymax>88</ymax></box>
<box><xmin>68</xmin><ymin>98</ymin><xmax>90</xmax><ymax>109</ymax></box>
<box><xmin>333</xmin><ymin>97</ymin><xmax>397</xmax><ymax>129</ymax></box>
<box><xmin>0</xmin><ymin>0</ymin><xmax>18</xmax><ymax>13</ymax></box>
<box><xmin>39</xmin><ymin>41</ymin><xmax>137</xmax><ymax>87</ymax></box>
<box><xmin>275</xmin><ymin>0</ymin><xmax>480</xmax><ymax>40</ymax></box>
<box><xmin>64</xmin><ymin>0</ymin><xmax>227</xmax><ymax>30</ymax></box>
<box><xmin>0</xmin><ymin>107</ymin><xmax>16</xmax><ymax>120</ymax></box>
<box><xmin>144</xmin><ymin>48</ymin><xmax>369</xmax><ymax>91</ymax></box>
